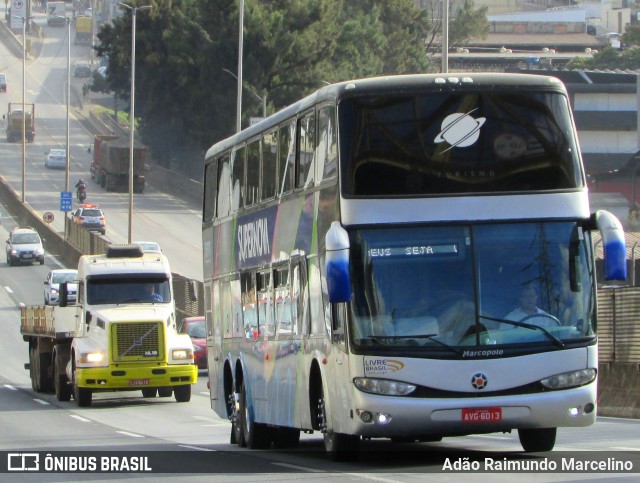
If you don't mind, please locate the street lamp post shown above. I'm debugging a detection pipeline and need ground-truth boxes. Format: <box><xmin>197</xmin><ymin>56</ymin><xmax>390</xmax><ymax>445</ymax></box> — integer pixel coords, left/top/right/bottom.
<box><xmin>65</xmin><ymin>16</ymin><xmax>71</xmax><ymax>236</ymax></box>
<box><xmin>222</xmin><ymin>68</ymin><xmax>266</xmax><ymax>120</ymax></box>
<box><xmin>13</xmin><ymin>15</ymin><xmax>29</xmax><ymax>203</ymax></box>
<box><xmin>236</xmin><ymin>0</ymin><xmax>244</xmax><ymax>133</ymax></box>
<box><xmin>119</xmin><ymin>3</ymin><xmax>151</xmax><ymax>243</ymax></box>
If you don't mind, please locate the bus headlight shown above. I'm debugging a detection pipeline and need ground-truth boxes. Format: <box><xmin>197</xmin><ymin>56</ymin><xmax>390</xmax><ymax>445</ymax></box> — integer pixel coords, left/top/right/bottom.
<box><xmin>540</xmin><ymin>368</ymin><xmax>596</xmax><ymax>390</ymax></box>
<box><xmin>172</xmin><ymin>349</ymin><xmax>194</xmax><ymax>361</ymax></box>
<box><xmin>79</xmin><ymin>351</ymin><xmax>104</xmax><ymax>363</ymax></box>
<box><xmin>354</xmin><ymin>377</ymin><xmax>416</xmax><ymax>396</ymax></box>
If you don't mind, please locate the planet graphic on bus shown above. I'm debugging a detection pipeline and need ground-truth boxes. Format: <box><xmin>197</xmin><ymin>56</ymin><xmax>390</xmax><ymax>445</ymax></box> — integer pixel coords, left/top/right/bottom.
<box><xmin>434</xmin><ymin>111</ymin><xmax>486</xmax><ymax>152</ymax></box>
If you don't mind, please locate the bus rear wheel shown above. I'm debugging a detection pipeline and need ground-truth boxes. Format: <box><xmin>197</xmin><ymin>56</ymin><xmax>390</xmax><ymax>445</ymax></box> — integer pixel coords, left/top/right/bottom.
<box><xmin>241</xmin><ymin>384</ymin><xmax>272</xmax><ymax>449</ymax></box>
<box><xmin>229</xmin><ymin>388</ymin><xmax>245</xmax><ymax>447</ymax></box>
<box><xmin>518</xmin><ymin>427</ymin><xmax>557</xmax><ymax>452</ymax></box>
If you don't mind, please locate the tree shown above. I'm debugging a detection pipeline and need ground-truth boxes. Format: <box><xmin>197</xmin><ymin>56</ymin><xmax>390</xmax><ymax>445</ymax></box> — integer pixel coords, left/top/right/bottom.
<box><xmin>423</xmin><ymin>0</ymin><xmax>489</xmax><ymax>64</ymax></box>
<box><xmin>94</xmin><ymin>0</ymin><xmax>484</xmax><ymax>176</ymax></box>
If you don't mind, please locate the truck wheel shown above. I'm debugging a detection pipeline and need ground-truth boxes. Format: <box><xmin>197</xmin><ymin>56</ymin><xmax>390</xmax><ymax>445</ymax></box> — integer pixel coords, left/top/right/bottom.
<box><xmin>142</xmin><ymin>388</ymin><xmax>157</xmax><ymax>398</ymax></box>
<box><xmin>174</xmin><ymin>385</ymin><xmax>191</xmax><ymax>403</ymax></box>
<box><xmin>54</xmin><ymin>353</ymin><xmax>71</xmax><ymax>402</ymax></box>
<box><xmin>74</xmin><ymin>384</ymin><xmax>92</xmax><ymax>407</ymax></box>
<box><xmin>29</xmin><ymin>347</ymin><xmax>37</xmax><ymax>392</ymax></box>
<box><xmin>32</xmin><ymin>349</ymin><xmax>52</xmax><ymax>393</ymax></box>
<box><xmin>158</xmin><ymin>387</ymin><xmax>172</xmax><ymax>397</ymax></box>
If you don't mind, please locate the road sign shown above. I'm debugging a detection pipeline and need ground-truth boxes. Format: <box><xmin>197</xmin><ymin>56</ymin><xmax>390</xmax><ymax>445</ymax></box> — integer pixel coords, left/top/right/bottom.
<box><xmin>43</xmin><ymin>211</ymin><xmax>55</xmax><ymax>223</ymax></box>
<box><xmin>60</xmin><ymin>191</ymin><xmax>73</xmax><ymax>212</ymax></box>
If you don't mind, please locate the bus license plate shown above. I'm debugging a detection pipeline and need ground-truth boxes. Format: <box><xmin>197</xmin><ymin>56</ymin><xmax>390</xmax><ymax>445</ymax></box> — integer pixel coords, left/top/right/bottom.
<box><xmin>129</xmin><ymin>379</ymin><xmax>150</xmax><ymax>386</ymax></box>
<box><xmin>462</xmin><ymin>407</ymin><xmax>502</xmax><ymax>423</ymax></box>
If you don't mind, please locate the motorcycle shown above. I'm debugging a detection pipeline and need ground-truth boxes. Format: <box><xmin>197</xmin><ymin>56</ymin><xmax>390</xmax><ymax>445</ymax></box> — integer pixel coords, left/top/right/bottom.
<box><xmin>77</xmin><ymin>183</ymin><xmax>87</xmax><ymax>203</ymax></box>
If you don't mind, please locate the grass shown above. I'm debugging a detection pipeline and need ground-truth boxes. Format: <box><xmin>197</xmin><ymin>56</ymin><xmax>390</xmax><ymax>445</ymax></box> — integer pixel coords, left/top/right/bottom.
<box><xmin>91</xmin><ymin>105</ymin><xmax>140</xmax><ymax>128</ymax></box>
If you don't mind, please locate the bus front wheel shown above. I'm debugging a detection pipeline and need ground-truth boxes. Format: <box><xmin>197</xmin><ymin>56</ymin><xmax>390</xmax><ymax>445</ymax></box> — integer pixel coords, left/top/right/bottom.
<box><xmin>318</xmin><ymin>384</ymin><xmax>360</xmax><ymax>461</ymax></box>
<box><xmin>518</xmin><ymin>427</ymin><xmax>557</xmax><ymax>452</ymax></box>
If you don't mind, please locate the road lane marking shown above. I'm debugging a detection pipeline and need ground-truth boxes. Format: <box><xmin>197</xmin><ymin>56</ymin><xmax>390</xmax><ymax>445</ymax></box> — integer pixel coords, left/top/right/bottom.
<box><xmin>272</xmin><ymin>463</ymin><xmax>325</xmax><ymax>473</ymax></box>
<box><xmin>33</xmin><ymin>399</ymin><xmax>49</xmax><ymax>405</ymax></box>
<box><xmin>178</xmin><ymin>445</ymin><xmax>216</xmax><ymax>452</ymax></box>
<box><xmin>116</xmin><ymin>431</ymin><xmax>145</xmax><ymax>438</ymax></box>
<box><xmin>70</xmin><ymin>415</ymin><xmax>91</xmax><ymax>423</ymax></box>
<box><xmin>3</xmin><ymin>385</ymin><xmax>17</xmax><ymax>391</ymax></box>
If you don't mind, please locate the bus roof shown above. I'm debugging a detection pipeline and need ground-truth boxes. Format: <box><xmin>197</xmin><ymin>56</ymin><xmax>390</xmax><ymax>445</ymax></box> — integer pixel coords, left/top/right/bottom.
<box><xmin>205</xmin><ymin>72</ymin><xmax>567</xmax><ymax>160</ymax></box>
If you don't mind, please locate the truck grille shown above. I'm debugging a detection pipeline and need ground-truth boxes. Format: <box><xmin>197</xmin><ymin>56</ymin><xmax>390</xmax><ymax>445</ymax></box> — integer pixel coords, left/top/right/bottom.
<box><xmin>111</xmin><ymin>322</ymin><xmax>165</xmax><ymax>362</ymax></box>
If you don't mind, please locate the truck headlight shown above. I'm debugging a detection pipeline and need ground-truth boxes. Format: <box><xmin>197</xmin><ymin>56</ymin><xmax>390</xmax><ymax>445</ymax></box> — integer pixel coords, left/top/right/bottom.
<box><xmin>172</xmin><ymin>349</ymin><xmax>194</xmax><ymax>361</ymax></box>
<box><xmin>79</xmin><ymin>351</ymin><xmax>104</xmax><ymax>363</ymax></box>
<box><xmin>354</xmin><ymin>377</ymin><xmax>416</xmax><ymax>396</ymax></box>
<box><xmin>540</xmin><ymin>368</ymin><xmax>596</xmax><ymax>390</ymax></box>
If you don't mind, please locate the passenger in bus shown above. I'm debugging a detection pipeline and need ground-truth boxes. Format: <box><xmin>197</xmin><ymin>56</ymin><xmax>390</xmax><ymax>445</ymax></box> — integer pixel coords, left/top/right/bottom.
<box><xmin>504</xmin><ymin>285</ymin><xmax>554</xmax><ymax>326</ymax></box>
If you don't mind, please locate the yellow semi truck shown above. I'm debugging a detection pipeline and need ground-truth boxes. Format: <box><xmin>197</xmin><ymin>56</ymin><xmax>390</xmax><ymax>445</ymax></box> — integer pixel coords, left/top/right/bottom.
<box><xmin>20</xmin><ymin>245</ymin><xmax>198</xmax><ymax>407</ymax></box>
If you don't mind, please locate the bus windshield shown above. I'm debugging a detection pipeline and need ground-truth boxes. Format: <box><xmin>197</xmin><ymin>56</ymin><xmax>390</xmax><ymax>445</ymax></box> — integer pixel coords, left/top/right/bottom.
<box><xmin>339</xmin><ymin>90</ymin><xmax>582</xmax><ymax>196</ymax></box>
<box><xmin>349</xmin><ymin>222</ymin><xmax>594</xmax><ymax>353</ymax></box>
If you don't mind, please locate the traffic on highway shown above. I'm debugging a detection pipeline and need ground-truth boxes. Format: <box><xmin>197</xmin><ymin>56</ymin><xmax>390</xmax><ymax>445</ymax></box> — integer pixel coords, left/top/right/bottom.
<box><xmin>0</xmin><ymin>7</ymin><xmax>638</xmax><ymax>482</ymax></box>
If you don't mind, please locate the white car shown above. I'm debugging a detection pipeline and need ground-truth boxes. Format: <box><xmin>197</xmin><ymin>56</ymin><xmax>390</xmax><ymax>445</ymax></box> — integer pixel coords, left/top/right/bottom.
<box><xmin>45</xmin><ymin>148</ymin><xmax>66</xmax><ymax>169</ymax></box>
<box><xmin>134</xmin><ymin>241</ymin><xmax>162</xmax><ymax>253</ymax></box>
<box><xmin>44</xmin><ymin>269</ymin><xmax>78</xmax><ymax>305</ymax></box>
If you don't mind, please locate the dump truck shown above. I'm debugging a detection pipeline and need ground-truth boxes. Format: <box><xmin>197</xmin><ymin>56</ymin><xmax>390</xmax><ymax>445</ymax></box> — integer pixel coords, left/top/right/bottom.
<box><xmin>20</xmin><ymin>244</ymin><xmax>198</xmax><ymax>407</ymax></box>
<box><xmin>74</xmin><ymin>15</ymin><xmax>92</xmax><ymax>45</ymax></box>
<box><xmin>89</xmin><ymin>134</ymin><xmax>146</xmax><ymax>193</ymax></box>
<box><xmin>5</xmin><ymin>103</ymin><xmax>35</xmax><ymax>142</ymax></box>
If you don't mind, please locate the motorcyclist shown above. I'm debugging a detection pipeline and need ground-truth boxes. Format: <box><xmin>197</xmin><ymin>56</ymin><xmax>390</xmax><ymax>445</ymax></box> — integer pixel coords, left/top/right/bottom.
<box><xmin>76</xmin><ymin>179</ymin><xmax>87</xmax><ymax>202</ymax></box>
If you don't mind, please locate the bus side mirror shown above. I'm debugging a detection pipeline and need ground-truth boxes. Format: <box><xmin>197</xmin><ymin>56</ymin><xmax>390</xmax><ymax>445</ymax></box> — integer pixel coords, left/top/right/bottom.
<box><xmin>591</xmin><ymin>210</ymin><xmax>627</xmax><ymax>281</ymax></box>
<box><xmin>59</xmin><ymin>282</ymin><xmax>68</xmax><ymax>307</ymax></box>
<box><xmin>325</xmin><ymin>221</ymin><xmax>351</xmax><ymax>303</ymax></box>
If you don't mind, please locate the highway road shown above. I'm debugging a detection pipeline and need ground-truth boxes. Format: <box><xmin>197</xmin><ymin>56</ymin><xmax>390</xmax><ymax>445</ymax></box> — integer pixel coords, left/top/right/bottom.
<box><xmin>0</xmin><ymin>10</ymin><xmax>202</xmax><ymax>281</ymax></box>
<box><xmin>0</xmin><ymin>11</ymin><xmax>639</xmax><ymax>483</ymax></box>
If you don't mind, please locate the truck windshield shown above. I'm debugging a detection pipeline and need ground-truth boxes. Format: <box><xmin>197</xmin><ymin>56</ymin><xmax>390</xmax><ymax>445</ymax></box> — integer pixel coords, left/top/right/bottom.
<box><xmin>86</xmin><ymin>278</ymin><xmax>171</xmax><ymax>304</ymax></box>
<box><xmin>349</xmin><ymin>222</ymin><xmax>594</xmax><ymax>355</ymax></box>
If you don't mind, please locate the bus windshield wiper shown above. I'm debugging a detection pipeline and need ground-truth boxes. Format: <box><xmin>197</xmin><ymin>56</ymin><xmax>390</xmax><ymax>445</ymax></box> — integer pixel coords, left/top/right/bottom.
<box><xmin>479</xmin><ymin>315</ymin><xmax>565</xmax><ymax>348</ymax></box>
<box><xmin>366</xmin><ymin>334</ymin><xmax>462</xmax><ymax>355</ymax></box>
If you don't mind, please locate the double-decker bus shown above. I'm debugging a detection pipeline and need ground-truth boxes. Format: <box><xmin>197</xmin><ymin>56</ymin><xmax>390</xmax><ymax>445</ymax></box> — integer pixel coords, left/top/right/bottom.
<box><xmin>202</xmin><ymin>73</ymin><xmax>627</xmax><ymax>460</ymax></box>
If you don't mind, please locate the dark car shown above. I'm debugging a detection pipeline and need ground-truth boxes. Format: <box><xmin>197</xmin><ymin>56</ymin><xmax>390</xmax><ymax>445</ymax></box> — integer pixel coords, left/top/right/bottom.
<box><xmin>178</xmin><ymin>316</ymin><xmax>207</xmax><ymax>370</ymax></box>
<box><xmin>73</xmin><ymin>63</ymin><xmax>92</xmax><ymax>78</ymax></box>
<box><xmin>6</xmin><ymin>226</ymin><xmax>44</xmax><ymax>266</ymax></box>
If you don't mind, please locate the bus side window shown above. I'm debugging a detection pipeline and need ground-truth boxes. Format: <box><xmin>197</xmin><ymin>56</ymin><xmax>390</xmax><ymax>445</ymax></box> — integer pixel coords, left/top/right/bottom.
<box><xmin>291</xmin><ymin>257</ymin><xmax>308</xmax><ymax>337</ymax></box>
<box><xmin>297</xmin><ymin>110</ymin><xmax>316</xmax><ymax>190</ymax></box>
<box><xmin>261</xmin><ymin>130</ymin><xmax>278</xmax><ymax>201</ymax></box>
<box><xmin>216</xmin><ymin>153</ymin><xmax>231</xmax><ymax>218</ymax></box>
<box><xmin>246</xmin><ymin>140</ymin><xmax>260</xmax><ymax>206</ymax></box>
<box><xmin>240</xmin><ymin>272</ymin><xmax>258</xmax><ymax>339</ymax></box>
<box><xmin>331</xmin><ymin>303</ymin><xmax>347</xmax><ymax>345</ymax></box>
<box><xmin>317</xmin><ymin>105</ymin><xmax>337</xmax><ymax>182</ymax></box>
<box><xmin>278</xmin><ymin>121</ymin><xmax>295</xmax><ymax>197</ymax></box>
<box><xmin>274</xmin><ymin>267</ymin><xmax>291</xmax><ymax>336</ymax></box>
<box><xmin>257</xmin><ymin>270</ymin><xmax>272</xmax><ymax>338</ymax></box>
<box><xmin>231</xmin><ymin>146</ymin><xmax>246</xmax><ymax>212</ymax></box>
<box><xmin>203</xmin><ymin>160</ymin><xmax>218</xmax><ymax>222</ymax></box>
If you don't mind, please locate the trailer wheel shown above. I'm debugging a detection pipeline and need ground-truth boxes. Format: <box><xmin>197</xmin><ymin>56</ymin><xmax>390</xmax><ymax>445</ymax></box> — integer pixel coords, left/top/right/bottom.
<box><xmin>53</xmin><ymin>352</ymin><xmax>71</xmax><ymax>402</ymax></box>
<box><xmin>174</xmin><ymin>385</ymin><xmax>191</xmax><ymax>403</ymax></box>
<box><xmin>29</xmin><ymin>347</ymin><xmax>37</xmax><ymax>392</ymax></box>
<box><xmin>32</xmin><ymin>347</ymin><xmax>52</xmax><ymax>393</ymax></box>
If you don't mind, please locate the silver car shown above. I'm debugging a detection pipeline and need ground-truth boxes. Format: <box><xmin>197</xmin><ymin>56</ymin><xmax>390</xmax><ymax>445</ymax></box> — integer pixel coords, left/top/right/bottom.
<box><xmin>45</xmin><ymin>148</ymin><xmax>67</xmax><ymax>169</ymax></box>
<box><xmin>44</xmin><ymin>269</ymin><xmax>78</xmax><ymax>305</ymax></box>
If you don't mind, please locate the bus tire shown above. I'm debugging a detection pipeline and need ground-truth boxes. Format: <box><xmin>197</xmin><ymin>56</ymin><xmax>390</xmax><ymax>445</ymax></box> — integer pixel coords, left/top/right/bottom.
<box><xmin>241</xmin><ymin>384</ymin><xmax>272</xmax><ymax>449</ymax></box>
<box><xmin>518</xmin><ymin>427</ymin><xmax>556</xmax><ymax>452</ymax></box>
<box><xmin>273</xmin><ymin>427</ymin><xmax>300</xmax><ymax>448</ymax></box>
<box><xmin>142</xmin><ymin>388</ymin><xmax>157</xmax><ymax>398</ymax></box>
<box><xmin>230</xmin><ymin>386</ymin><xmax>246</xmax><ymax>447</ymax></box>
<box><xmin>174</xmin><ymin>385</ymin><xmax>191</xmax><ymax>402</ymax></box>
<box><xmin>318</xmin><ymin>383</ymin><xmax>360</xmax><ymax>461</ymax></box>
